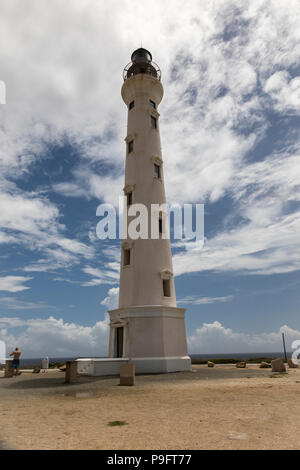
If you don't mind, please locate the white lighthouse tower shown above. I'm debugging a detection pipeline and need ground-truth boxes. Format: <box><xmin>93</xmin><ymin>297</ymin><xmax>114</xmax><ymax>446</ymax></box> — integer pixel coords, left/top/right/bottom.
<box><xmin>108</xmin><ymin>49</ymin><xmax>191</xmax><ymax>373</ymax></box>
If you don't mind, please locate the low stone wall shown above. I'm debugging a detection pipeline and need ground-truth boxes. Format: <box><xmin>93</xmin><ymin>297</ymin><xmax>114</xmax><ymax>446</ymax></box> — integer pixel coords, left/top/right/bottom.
<box><xmin>76</xmin><ymin>356</ymin><xmax>191</xmax><ymax>376</ymax></box>
<box><xmin>76</xmin><ymin>358</ymin><xmax>129</xmax><ymax>376</ymax></box>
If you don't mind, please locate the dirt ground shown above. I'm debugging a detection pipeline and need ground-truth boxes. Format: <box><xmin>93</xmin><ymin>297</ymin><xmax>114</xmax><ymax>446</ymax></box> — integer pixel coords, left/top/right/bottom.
<box><xmin>0</xmin><ymin>364</ymin><xmax>299</xmax><ymax>450</ymax></box>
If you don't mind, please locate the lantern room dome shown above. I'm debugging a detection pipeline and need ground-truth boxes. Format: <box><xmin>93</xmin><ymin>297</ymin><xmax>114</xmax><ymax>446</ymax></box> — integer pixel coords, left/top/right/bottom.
<box><xmin>131</xmin><ymin>48</ymin><xmax>152</xmax><ymax>63</ymax></box>
<box><xmin>123</xmin><ymin>48</ymin><xmax>161</xmax><ymax>81</ymax></box>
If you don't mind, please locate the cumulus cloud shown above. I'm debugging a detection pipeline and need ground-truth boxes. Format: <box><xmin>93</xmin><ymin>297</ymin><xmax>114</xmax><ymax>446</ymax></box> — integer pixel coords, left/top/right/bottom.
<box><xmin>264</xmin><ymin>71</ymin><xmax>300</xmax><ymax>113</ymax></box>
<box><xmin>101</xmin><ymin>287</ymin><xmax>119</xmax><ymax>310</ymax></box>
<box><xmin>0</xmin><ymin>315</ymin><xmax>109</xmax><ymax>357</ymax></box>
<box><xmin>188</xmin><ymin>321</ymin><xmax>300</xmax><ymax>354</ymax></box>
<box><xmin>0</xmin><ymin>316</ymin><xmax>299</xmax><ymax>356</ymax></box>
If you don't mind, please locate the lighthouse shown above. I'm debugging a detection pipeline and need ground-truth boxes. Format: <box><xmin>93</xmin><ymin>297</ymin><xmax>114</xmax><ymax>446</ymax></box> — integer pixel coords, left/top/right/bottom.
<box><xmin>108</xmin><ymin>48</ymin><xmax>191</xmax><ymax>373</ymax></box>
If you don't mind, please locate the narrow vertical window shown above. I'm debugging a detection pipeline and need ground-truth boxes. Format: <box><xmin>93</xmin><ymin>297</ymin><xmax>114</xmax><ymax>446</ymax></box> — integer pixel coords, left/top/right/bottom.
<box><xmin>127</xmin><ymin>191</ymin><xmax>132</xmax><ymax>206</ymax></box>
<box><xmin>129</xmin><ymin>101</ymin><xmax>134</xmax><ymax>110</ymax></box>
<box><xmin>154</xmin><ymin>163</ymin><xmax>161</xmax><ymax>179</ymax></box>
<box><xmin>149</xmin><ymin>99</ymin><xmax>156</xmax><ymax>109</ymax></box>
<box><xmin>123</xmin><ymin>248</ymin><xmax>131</xmax><ymax>266</ymax></box>
<box><xmin>128</xmin><ymin>140</ymin><xmax>134</xmax><ymax>153</ymax></box>
<box><xmin>151</xmin><ymin>115</ymin><xmax>157</xmax><ymax>129</ymax></box>
<box><xmin>163</xmin><ymin>279</ymin><xmax>171</xmax><ymax>297</ymax></box>
<box><xmin>159</xmin><ymin>216</ymin><xmax>163</xmax><ymax>235</ymax></box>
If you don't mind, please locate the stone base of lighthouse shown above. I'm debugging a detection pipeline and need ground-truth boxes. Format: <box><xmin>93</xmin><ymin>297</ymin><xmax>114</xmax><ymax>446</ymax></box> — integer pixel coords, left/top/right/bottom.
<box><xmin>107</xmin><ymin>305</ymin><xmax>191</xmax><ymax>374</ymax></box>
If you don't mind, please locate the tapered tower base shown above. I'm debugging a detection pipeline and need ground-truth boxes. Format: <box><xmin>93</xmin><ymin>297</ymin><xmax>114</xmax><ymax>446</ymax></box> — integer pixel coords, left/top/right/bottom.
<box><xmin>108</xmin><ymin>305</ymin><xmax>191</xmax><ymax>374</ymax></box>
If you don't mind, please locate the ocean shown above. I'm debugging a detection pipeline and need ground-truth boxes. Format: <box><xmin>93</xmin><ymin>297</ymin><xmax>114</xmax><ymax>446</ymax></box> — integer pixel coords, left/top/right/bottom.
<box><xmin>12</xmin><ymin>352</ymin><xmax>289</xmax><ymax>368</ymax></box>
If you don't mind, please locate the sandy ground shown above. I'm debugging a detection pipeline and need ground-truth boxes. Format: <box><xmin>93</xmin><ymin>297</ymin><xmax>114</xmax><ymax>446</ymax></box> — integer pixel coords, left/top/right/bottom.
<box><xmin>0</xmin><ymin>364</ymin><xmax>300</xmax><ymax>450</ymax></box>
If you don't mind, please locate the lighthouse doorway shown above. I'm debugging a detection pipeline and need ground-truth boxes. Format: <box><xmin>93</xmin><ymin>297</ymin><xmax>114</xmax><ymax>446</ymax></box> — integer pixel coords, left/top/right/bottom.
<box><xmin>114</xmin><ymin>327</ymin><xmax>124</xmax><ymax>358</ymax></box>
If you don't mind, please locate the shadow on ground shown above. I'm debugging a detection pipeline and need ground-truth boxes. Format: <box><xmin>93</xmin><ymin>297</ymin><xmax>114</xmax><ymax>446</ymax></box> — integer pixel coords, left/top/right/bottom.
<box><xmin>1</xmin><ymin>374</ymin><xmax>114</xmax><ymax>390</ymax></box>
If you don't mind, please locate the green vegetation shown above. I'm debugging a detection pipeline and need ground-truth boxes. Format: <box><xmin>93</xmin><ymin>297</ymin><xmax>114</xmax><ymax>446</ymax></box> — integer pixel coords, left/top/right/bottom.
<box><xmin>49</xmin><ymin>362</ymin><xmax>64</xmax><ymax>369</ymax></box>
<box><xmin>107</xmin><ymin>421</ymin><xmax>127</xmax><ymax>427</ymax></box>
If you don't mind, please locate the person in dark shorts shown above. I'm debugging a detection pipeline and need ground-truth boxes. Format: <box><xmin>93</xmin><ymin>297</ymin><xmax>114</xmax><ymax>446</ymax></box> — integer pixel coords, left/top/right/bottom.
<box><xmin>9</xmin><ymin>347</ymin><xmax>21</xmax><ymax>376</ymax></box>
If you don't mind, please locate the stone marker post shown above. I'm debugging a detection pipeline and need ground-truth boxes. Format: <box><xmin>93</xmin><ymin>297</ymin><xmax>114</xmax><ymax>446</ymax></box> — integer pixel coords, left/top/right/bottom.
<box><xmin>4</xmin><ymin>359</ymin><xmax>13</xmax><ymax>378</ymax></box>
<box><xmin>65</xmin><ymin>361</ymin><xmax>78</xmax><ymax>383</ymax></box>
<box><xmin>120</xmin><ymin>363</ymin><xmax>135</xmax><ymax>386</ymax></box>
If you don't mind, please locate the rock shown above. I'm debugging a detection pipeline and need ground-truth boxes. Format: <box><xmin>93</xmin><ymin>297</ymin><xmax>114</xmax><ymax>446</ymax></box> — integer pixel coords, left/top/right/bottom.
<box><xmin>236</xmin><ymin>361</ymin><xmax>246</xmax><ymax>368</ymax></box>
<box><xmin>287</xmin><ymin>358</ymin><xmax>299</xmax><ymax>369</ymax></box>
<box><xmin>59</xmin><ymin>364</ymin><xmax>66</xmax><ymax>372</ymax></box>
<box><xmin>32</xmin><ymin>367</ymin><xmax>40</xmax><ymax>374</ymax></box>
<box><xmin>271</xmin><ymin>358</ymin><xmax>286</xmax><ymax>373</ymax></box>
<box><xmin>259</xmin><ymin>362</ymin><xmax>271</xmax><ymax>368</ymax></box>
<box><xmin>207</xmin><ymin>361</ymin><xmax>215</xmax><ymax>368</ymax></box>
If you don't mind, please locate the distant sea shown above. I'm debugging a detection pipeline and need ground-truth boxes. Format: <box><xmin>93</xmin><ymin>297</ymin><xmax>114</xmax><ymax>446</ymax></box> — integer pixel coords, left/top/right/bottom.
<box><xmin>13</xmin><ymin>352</ymin><xmax>289</xmax><ymax>368</ymax></box>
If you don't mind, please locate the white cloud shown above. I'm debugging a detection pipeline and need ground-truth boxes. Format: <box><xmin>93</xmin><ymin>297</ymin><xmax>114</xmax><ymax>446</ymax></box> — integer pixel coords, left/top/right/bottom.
<box><xmin>0</xmin><ymin>316</ymin><xmax>299</xmax><ymax>356</ymax></box>
<box><xmin>0</xmin><ymin>276</ymin><xmax>33</xmax><ymax>293</ymax></box>
<box><xmin>81</xmin><ymin>265</ymin><xmax>119</xmax><ymax>287</ymax></box>
<box><xmin>264</xmin><ymin>71</ymin><xmax>300</xmax><ymax>113</ymax></box>
<box><xmin>178</xmin><ymin>295</ymin><xmax>234</xmax><ymax>305</ymax></box>
<box><xmin>1</xmin><ymin>0</ymin><xmax>299</xmax><ymax>201</ymax></box>
<box><xmin>0</xmin><ymin>187</ymin><xmax>95</xmax><ymax>272</ymax></box>
<box><xmin>188</xmin><ymin>321</ymin><xmax>300</xmax><ymax>354</ymax></box>
<box><xmin>0</xmin><ymin>317</ymin><xmax>27</xmax><ymax>328</ymax></box>
<box><xmin>0</xmin><ymin>315</ymin><xmax>109</xmax><ymax>357</ymax></box>
<box><xmin>173</xmin><ymin>143</ymin><xmax>300</xmax><ymax>277</ymax></box>
<box><xmin>0</xmin><ymin>191</ymin><xmax>59</xmax><ymax>235</ymax></box>
<box><xmin>0</xmin><ymin>297</ymin><xmax>55</xmax><ymax>311</ymax></box>
<box><xmin>101</xmin><ymin>287</ymin><xmax>119</xmax><ymax>310</ymax></box>
<box><xmin>0</xmin><ymin>0</ymin><xmax>299</xmax><ymax>283</ymax></box>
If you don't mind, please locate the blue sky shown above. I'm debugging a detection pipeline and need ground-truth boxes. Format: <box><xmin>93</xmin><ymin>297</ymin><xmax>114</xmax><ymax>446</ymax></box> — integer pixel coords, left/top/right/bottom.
<box><xmin>0</xmin><ymin>0</ymin><xmax>300</xmax><ymax>357</ymax></box>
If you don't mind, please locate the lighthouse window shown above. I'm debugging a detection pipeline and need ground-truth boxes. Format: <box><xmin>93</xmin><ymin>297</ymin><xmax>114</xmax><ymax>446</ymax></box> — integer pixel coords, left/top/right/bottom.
<box><xmin>128</xmin><ymin>140</ymin><xmax>134</xmax><ymax>153</ymax></box>
<box><xmin>127</xmin><ymin>191</ymin><xmax>132</xmax><ymax>206</ymax></box>
<box><xmin>163</xmin><ymin>279</ymin><xmax>171</xmax><ymax>297</ymax></box>
<box><xmin>154</xmin><ymin>163</ymin><xmax>161</xmax><ymax>179</ymax></box>
<box><xmin>123</xmin><ymin>248</ymin><xmax>131</xmax><ymax>266</ymax></box>
<box><xmin>149</xmin><ymin>99</ymin><xmax>156</xmax><ymax>109</ymax></box>
<box><xmin>129</xmin><ymin>101</ymin><xmax>135</xmax><ymax>110</ymax></box>
<box><xmin>151</xmin><ymin>116</ymin><xmax>157</xmax><ymax>129</ymax></box>
<box><xmin>159</xmin><ymin>217</ymin><xmax>163</xmax><ymax>234</ymax></box>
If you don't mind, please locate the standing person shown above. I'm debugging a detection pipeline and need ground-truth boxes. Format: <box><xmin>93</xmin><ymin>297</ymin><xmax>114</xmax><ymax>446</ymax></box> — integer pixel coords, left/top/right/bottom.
<box><xmin>9</xmin><ymin>347</ymin><xmax>21</xmax><ymax>376</ymax></box>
